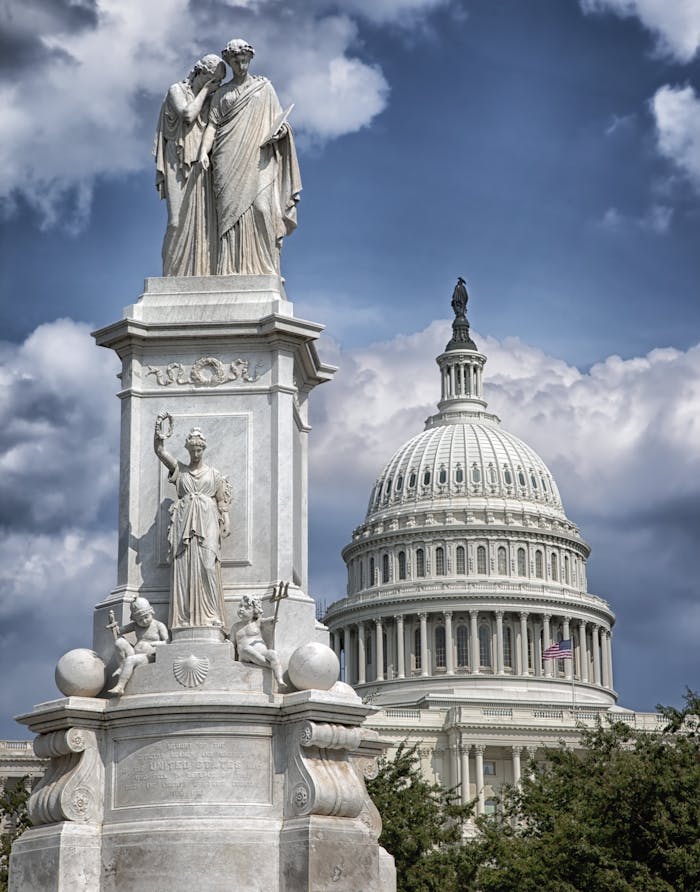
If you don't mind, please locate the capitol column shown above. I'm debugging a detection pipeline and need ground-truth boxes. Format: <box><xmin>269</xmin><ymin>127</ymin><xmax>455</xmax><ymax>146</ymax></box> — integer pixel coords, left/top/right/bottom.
<box><xmin>474</xmin><ymin>744</ymin><xmax>486</xmax><ymax>816</ymax></box>
<box><xmin>520</xmin><ymin>611</ymin><xmax>529</xmax><ymax>675</ymax></box>
<box><xmin>470</xmin><ymin>609</ymin><xmax>480</xmax><ymax>674</ymax></box>
<box><xmin>419</xmin><ymin>612</ymin><xmax>429</xmax><ymax>676</ymax></box>
<box><xmin>511</xmin><ymin>746</ymin><xmax>523</xmax><ymax>785</ymax></box>
<box><xmin>459</xmin><ymin>742</ymin><xmax>472</xmax><ymax>807</ymax></box>
<box><xmin>592</xmin><ymin>624</ymin><xmax>602</xmax><ymax>685</ymax></box>
<box><xmin>357</xmin><ymin>621</ymin><xmax>366</xmax><ymax>685</ymax></box>
<box><xmin>578</xmin><ymin>620</ymin><xmax>588</xmax><ymax>683</ymax></box>
<box><xmin>395</xmin><ymin>614</ymin><xmax>405</xmax><ymax>679</ymax></box>
<box><xmin>495</xmin><ymin>610</ymin><xmax>504</xmax><ymax>675</ymax></box>
<box><xmin>543</xmin><ymin>614</ymin><xmax>552</xmax><ymax>677</ymax></box>
<box><xmin>605</xmin><ymin>629</ymin><xmax>615</xmax><ymax>691</ymax></box>
<box><xmin>563</xmin><ymin>617</ymin><xmax>572</xmax><ymax>680</ymax></box>
<box><xmin>375</xmin><ymin>617</ymin><xmax>384</xmax><ymax>682</ymax></box>
<box><xmin>345</xmin><ymin>627</ymin><xmax>354</xmax><ymax>684</ymax></box>
<box><xmin>445</xmin><ymin>611</ymin><xmax>455</xmax><ymax>675</ymax></box>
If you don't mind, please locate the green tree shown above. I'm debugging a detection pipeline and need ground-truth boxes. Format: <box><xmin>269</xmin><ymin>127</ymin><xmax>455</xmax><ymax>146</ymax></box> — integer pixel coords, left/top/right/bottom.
<box><xmin>472</xmin><ymin>690</ymin><xmax>700</xmax><ymax>892</ymax></box>
<box><xmin>0</xmin><ymin>779</ymin><xmax>30</xmax><ymax>892</ymax></box>
<box><xmin>367</xmin><ymin>741</ymin><xmax>477</xmax><ymax>892</ymax></box>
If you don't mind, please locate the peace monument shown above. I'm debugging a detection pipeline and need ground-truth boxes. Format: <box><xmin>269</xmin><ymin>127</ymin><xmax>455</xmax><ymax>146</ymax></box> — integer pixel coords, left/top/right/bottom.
<box><xmin>8</xmin><ymin>40</ymin><xmax>395</xmax><ymax>892</ymax></box>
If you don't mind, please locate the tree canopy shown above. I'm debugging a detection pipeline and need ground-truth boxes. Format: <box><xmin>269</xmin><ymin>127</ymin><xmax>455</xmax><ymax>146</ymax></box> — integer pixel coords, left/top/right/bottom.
<box><xmin>370</xmin><ymin>691</ymin><xmax>700</xmax><ymax>892</ymax></box>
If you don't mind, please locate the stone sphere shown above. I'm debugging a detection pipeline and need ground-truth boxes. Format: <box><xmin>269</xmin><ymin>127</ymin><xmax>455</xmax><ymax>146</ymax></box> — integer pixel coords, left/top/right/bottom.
<box><xmin>330</xmin><ymin>680</ymin><xmax>361</xmax><ymax>701</ymax></box>
<box><xmin>288</xmin><ymin>642</ymin><xmax>340</xmax><ymax>691</ymax></box>
<box><xmin>55</xmin><ymin>649</ymin><xmax>106</xmax><ymax>698</ymax></box>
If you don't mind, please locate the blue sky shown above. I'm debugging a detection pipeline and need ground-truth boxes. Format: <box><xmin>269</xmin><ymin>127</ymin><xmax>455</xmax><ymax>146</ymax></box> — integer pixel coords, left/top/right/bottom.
<box><xmin>1</xmin><ymin>0</ymin><xmax>699</xmax><ymax>736</ymax></box>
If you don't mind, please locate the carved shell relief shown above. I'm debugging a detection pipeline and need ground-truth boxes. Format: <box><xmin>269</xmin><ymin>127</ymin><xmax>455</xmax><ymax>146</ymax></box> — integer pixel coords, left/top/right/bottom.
<box><xmin>146</xmin><ymin>356</ymin><xmax>264</xmax><ymax>387</ymax></box>
<box><xmin>173</xmin><ymin>654</ymin><xmax>210</xmax><ymax>688</ymax></box>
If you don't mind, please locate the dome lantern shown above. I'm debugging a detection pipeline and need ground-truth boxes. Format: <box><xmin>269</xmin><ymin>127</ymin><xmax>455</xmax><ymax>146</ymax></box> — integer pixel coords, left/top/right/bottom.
<box><xmin>430</xmin><ymin>278</ymin><xmax>494</xmax><ymax>425</ymax></box>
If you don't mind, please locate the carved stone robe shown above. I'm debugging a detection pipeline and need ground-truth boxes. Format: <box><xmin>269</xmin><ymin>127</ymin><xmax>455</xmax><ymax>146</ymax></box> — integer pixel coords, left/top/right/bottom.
<box><xmin>167</xmin><ymin>462</ymin><xmax>228</xmax><ymax>628</ymax></box>
<box><xmin>154</xmin><ymin>81</ymin><xmax>218</xmax><ymax>276</ymax></box>
<box><xmin>209</xmin><ymin>75</ymin><xmax>301</xmax><ymax>275</ymax></box>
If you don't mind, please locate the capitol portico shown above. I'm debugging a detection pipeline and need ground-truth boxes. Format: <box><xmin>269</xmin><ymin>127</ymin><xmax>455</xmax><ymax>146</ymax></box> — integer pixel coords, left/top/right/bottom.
<box><xmin>324</xmin><ymin>280</ymin><xmax>660</xmax><ymax>815</ymax></box>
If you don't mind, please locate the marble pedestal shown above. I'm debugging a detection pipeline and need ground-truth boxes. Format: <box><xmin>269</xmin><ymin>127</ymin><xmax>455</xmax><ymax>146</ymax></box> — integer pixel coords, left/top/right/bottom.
<box><xmin>91</xmin><ymin>275</ymin><xmax>336</xmax><ymax>668</ymax></box>
<box><xmin>10</xmin><ymin>640</ymin><xmax>395</xmax><ymax>891</ymax></box>
<box><xmin>9</xmin><ymin>276</ymin><xmax>396</xmax><ymax>890</ymax></box>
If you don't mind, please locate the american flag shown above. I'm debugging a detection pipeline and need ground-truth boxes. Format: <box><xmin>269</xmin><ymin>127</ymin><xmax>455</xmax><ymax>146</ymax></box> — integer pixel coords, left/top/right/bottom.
<box><xmin>542</xmin><ymin>639</ymin><xmax>573</xmax><ymax>660</ymax></box>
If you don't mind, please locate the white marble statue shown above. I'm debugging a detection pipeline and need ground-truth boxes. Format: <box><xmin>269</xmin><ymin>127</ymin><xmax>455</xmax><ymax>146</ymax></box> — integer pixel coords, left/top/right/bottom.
<box><xmin>198</xmin><ymin>38</ymin><xmax>302</xmax><ymax>276</ymax></box>
<box><xmin>154</xmin><ymin>54</ymin><xmax>226</xmax><ymax>276</ymax></box>
<box><xmin>108</xmin><ymin>597</ymin><xmax>169</xmax><ymax>695</ymax></box>
<box><xmin>154</xmin><ymin>413</ymin><xmax>231</xmax><ymax>629</ymax></box>
<box><xmin>234</xmin><ymin>594</ymin><xmax>286</xmax><ymax>688</ymax></box>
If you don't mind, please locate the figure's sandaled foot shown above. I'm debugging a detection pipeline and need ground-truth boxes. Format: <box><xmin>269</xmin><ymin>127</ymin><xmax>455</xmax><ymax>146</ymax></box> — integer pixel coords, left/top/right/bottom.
<box><xmin>108</xmin><ymin>684</ymin><xmax>125</xmax><ymax>696</ymax></box>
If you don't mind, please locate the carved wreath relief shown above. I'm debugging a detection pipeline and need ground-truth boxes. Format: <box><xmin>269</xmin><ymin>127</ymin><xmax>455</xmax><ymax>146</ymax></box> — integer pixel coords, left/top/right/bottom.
<box><xmin>147</xmin><ymin>356</ymin><xmax>263</xmax><ymax>387</ymax></box>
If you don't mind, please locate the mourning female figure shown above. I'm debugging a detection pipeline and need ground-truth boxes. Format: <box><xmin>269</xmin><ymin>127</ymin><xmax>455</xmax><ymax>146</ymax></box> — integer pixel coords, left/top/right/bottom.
<box><xmin>199</xmin><ymin>39</ymin><xmax>302</xmax><ymax>276</ymax></box>
<box><xmin>154</xmin><ymin>414</ymin><xmax>231</xmax><ymax>629</ymax></box>
<box><xmin>154</xmin><ymin>54</ymin><xmax>226</xmax><ymax>276</ymax></box>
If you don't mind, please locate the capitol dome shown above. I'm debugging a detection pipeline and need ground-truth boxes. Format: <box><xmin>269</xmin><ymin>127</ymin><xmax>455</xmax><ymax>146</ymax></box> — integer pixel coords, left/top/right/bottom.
<box><xmin>326</xmin><ymin>278</ymin><xmax>615</xmax><ymax>713</ymax></box>
<box><xmin>365</xmin><ymin>420</ymin><xmax>567</xmax><ymax>523</ymax></box>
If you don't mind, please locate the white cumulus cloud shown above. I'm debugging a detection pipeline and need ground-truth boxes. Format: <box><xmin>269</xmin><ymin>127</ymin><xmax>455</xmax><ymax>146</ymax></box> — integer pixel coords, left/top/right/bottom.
<box><xmin>581</xmin><ymin>0</ymin><xmax>700</xmax><ymax>63</ymax></box>
<box><xmin>651</xmin><ymin>83</ymin><xmax>700</xmax><ymax>193</ymax></box>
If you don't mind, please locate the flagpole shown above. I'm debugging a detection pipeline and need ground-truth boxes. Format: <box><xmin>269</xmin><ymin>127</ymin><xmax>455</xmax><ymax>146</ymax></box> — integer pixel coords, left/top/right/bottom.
<box><xmin>570</xmin><ymin>655</ymin><xmax>576</xmax><ymax>712</ymax></box>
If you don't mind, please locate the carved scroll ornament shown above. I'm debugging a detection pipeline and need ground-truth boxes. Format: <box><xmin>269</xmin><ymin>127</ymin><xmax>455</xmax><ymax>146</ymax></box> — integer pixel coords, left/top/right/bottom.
<box><xmin>28</xmin><ymin>728</ymin><xmax>104</xmax><ymax>825</ymax></box>
<box><xmin>146</xmin><ymin>357</ymin><xmax>263</xmax><ymax>387</ymax></box>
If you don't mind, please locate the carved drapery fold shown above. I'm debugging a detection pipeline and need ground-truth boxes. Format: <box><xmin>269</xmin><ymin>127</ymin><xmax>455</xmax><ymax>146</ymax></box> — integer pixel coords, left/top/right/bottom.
<box><xmin>28</xmin><ymin>728</ymin><xmax>104</xmax><ymax>825</ymax></box>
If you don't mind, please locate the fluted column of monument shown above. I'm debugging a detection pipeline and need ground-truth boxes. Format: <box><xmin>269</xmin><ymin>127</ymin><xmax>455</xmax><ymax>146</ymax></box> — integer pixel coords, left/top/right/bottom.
<box><xmin>375</xmin><ymin>618</ymin><xmax>384</xmax><ymax>682</ymax></box>
<box><xmin>542</xmin><ymin>614</ymin><xmax>552</xmax><ymax>677</ymax></box>
<box><xmin>578</xmin><ymin>620</ymin><xmax>588</xmax><ymax>682</ymax></box>
<box><xmin>511</xmin><ymin>746</ymin><xmax>522</xmax><ymax>785</ymax></box>
<box><xmin>563</xmin><ymin>617</ymin><xmax>572</xmax><ymax>679</ymax></box>
<box><xmin>357</xmin><ymin>621</ymin><xmax>366</xmax><ymax>685</ymax></box>
<box><xmin>495</xmin><ymin>611</ymin><xmax>504</xmax><ymax>675</ymax></box>
<box><xmin>395</xmin><ymin>615</ymin><xmax>405</xmax><ymax>678</ymax></box>
<box><xmin>445</xmin><ymin>611</ymin><xmax>454</xmax><ymax>675</ymax></box>
<box><xmin>520</xmin><ymin>611</ymin><xmax>529</xmax><ymax>675</ymax></box>
<box><xmin>419</xmin><ymin>613</ymin><xmax>429</xmax><ymax>676</ymax></box>
<box><xmin>601</xmin><ymin>629</ymin><xmax>610</xmax><ymax>688</ymax></box>
<box><xmin>593</xmin><ymin>625</ymin><xmax>602</xmax><ymax>685</ymax></box>
<box><xmin>459</xmin><ymin>743</ymin><xmax>471</xmax><ymax>807</ymax></box>
<box><xmin>470</xmin><ymin>610</ymin><xmax>480</xmax><ymax>674</ymax></box>
<box><xmin>474</xmin><ymin>745</ymin><xmax>485</xmax><ymax>816</ymax></box>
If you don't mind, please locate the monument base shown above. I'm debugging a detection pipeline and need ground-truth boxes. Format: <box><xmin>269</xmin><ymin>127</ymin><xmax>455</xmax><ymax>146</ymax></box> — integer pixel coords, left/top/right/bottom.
<box><xmin>10</xmin><ymin>672</ymin><xmax>395</xmax><ymax>892</ymax></box>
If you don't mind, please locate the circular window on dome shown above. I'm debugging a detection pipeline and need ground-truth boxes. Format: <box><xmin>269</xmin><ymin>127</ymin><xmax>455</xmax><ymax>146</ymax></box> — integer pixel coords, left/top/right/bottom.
<box><xmin>396</xmin><ymin>474</ymin><xmax>403</xmax><ymax>492</ymax></box>
<box><xmin>471</xmin><ymin>464</ymin><xmax>482</xmax><ymax>484</ymax></box>
<box><xmin>530</xmin><ymin>473</ymin><xmax>538</xmax><ymax>489</ymax></box>
<box><xmin>386</xmin><ymin>478</ymin><xmax>392</xmax><ymax>495</ymax></box>
<box><xmin>455</xmin><ymin>465</ymin><xmax>464</xmax><ymax>484</ymax></box>
<box><xmin>517</xmin><ymin>470</ymin><xmax>526</xmax><ymax>487</ymax></box>
<box><xmin>375</xmin><ymin>482</ymin><xmax>383</xmax><ymax>505</ymax></box>
<box><xmin>438</xmin><ymin>466</ymin><xmax>447</xmax><ymax>484</ymax></box>
<box><xmin>487</xmin><ymin>464</ymin><xmax>497</xmax><ymax>485</ymax></box>
<box><xmin>408</xmin><ymin>470</ymin><xmax>417</xmax><ymax>489</ymax></box>
<box><xmin>541</xmin><ymin>475</ymin><xmax>548</xmax><ymax>493</ymax></box>
<box><xmin>423</xmin><ymin>469</ymin><xmax>432</xmax><ymax>486</ymax></box>
<box><xmin>504</xmin><ymin>467</ymin><xmax>513</xmax><ymax>486</ymax></box>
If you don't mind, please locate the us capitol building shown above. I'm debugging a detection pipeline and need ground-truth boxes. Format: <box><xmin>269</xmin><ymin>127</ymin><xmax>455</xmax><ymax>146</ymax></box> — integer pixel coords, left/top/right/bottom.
<box><xmin>324</xmin><ymin>279</ymin><xmax>660</xmax><ymax>818</ymax></box>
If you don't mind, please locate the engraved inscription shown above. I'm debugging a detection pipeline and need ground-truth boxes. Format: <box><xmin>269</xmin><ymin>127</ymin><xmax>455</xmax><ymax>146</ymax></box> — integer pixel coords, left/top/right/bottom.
<box><xmin>114</xmin><ymin>734</ymin><xmax>271</xmax><ymax>808</ymax></box>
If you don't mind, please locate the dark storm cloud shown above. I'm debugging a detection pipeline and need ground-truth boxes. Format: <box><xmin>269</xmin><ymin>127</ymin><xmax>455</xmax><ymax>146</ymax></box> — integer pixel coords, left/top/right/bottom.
<box><xmin>0</xmin><ymin>0</ymin><xmax>98</xmax><ymax>71</ymax></box>
<box><xmin>0</xmin><ymin>319</ymin><xmax>119</xmax><ymax>532</ymax></box>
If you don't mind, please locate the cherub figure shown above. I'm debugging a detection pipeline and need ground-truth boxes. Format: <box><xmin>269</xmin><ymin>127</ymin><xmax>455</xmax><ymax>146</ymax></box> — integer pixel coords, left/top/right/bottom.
<box><xmin>234</xmin><ymin>594</ymin><xmax>285</xmax><ymax>688</ymax></box>
<box><xmin>108</xmin><ymin>597</ymin><xmax>169</xmax><ymax>695</ymax></box>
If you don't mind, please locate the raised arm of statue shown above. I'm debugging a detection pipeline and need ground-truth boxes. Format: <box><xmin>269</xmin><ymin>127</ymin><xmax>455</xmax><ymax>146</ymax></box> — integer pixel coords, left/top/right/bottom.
<box><xmin>168</xmin><ymin>78</ymin><xmax>219</xmax><ymax>125</ymax></box>
<box><xmin>154</xmin><ymin>411</ymin><xmax>178</xmax><ymax>473</ymax></box>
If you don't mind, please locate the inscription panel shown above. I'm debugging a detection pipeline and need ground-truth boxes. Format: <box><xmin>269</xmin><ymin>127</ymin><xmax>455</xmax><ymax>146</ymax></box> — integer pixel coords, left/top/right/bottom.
<box><xmin>113</xmin><ymin>733</ymin><xmax>271</xmax><ymax>808</ymax></box>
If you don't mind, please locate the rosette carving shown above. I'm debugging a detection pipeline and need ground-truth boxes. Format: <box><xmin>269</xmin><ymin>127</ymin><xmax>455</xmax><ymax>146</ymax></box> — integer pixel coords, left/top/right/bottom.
<box><xmin>28</xmin><ymin>728</ymin><xmax>104</xmax><ymax>825</ymax></box>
